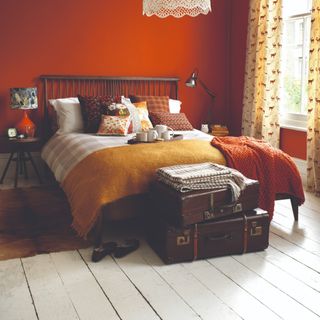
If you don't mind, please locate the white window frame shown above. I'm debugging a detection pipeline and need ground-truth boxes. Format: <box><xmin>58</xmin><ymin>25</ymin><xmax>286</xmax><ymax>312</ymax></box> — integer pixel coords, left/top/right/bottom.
<box><xmin>279</xmin><ymin>11</ymin><xmax>311</xmax><ymax>132</ymax></box>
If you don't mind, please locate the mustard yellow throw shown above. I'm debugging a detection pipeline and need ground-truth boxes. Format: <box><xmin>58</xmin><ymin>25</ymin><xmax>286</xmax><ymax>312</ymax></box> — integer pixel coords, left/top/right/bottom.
<box><xmin>62</xmin><ymin>140</ymin><xmax>225</xmax><ymax>236</ymax></box>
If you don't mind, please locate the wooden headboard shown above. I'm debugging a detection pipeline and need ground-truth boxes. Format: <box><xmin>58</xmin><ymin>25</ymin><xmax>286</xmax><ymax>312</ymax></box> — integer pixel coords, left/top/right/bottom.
<box><xmin>40</xmin><ymin>75</ymin><xmax>180</xmax><ymax>139</ymax></box>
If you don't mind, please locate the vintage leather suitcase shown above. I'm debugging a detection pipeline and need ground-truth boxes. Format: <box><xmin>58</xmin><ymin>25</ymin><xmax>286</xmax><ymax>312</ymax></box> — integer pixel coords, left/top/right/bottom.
<box><xmin>146</xmin><ymin>209</ymin><xmax>269</xmax><ymax>264</ymax></box>
<box><xmin>150</xmin><ymin>180</ymin><xmax>259</xmax><ymax>227</ymax></box>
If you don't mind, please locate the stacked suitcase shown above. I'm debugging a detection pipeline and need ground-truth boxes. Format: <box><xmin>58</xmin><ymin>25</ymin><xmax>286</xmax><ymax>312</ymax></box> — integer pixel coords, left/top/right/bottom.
<box><xmin>147</xmin><ymin>165</ymin><xmax>270</xmax><ymax>264</ymax></box>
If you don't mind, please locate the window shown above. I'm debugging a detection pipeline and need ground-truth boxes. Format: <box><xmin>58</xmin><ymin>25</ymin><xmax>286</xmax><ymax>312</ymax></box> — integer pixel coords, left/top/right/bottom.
<box><xmin>279</xmin><ymin>0</ymin><xmax>312</xmax><ymax>130</ymax></box>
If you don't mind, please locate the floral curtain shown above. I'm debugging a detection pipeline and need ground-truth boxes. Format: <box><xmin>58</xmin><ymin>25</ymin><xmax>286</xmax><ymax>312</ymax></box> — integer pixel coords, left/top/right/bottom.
<box><xmin>241</xmin><ymin>0</ymin><xmax>282</xmax><ymax>148</ymax></box>
<box><xmin>307</xmin><ymin>0</ymin><xmax>320</xmax><ymax>195</ymax></box>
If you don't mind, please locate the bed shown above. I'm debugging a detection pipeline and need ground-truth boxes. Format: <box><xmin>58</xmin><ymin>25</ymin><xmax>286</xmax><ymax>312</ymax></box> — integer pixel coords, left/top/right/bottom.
<box><xmin>40</xmin><ymin>75</ymin><xmax>304</xmax><ymax>247</ymax></box>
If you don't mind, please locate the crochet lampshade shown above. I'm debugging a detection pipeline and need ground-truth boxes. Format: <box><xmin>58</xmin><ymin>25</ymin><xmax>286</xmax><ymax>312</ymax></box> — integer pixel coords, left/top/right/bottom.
<box><xmin>10</xmin><ymin>87</ymin><xmax>38</xmax><ymax>137</ymax></box>
<box><xmin>143</xmin><ymin>0</ymin><xmax>212</xmax><ymax>18</ymax></box>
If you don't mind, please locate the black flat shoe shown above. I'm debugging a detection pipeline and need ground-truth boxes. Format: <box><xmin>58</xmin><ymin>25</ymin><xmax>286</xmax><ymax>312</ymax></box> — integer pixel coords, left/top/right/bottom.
<box><xmin>113</xmin><ymin>239</ymin><xmax>140</xmax><ymax>258</ymax></box>
<box><xmin>92</xmin><ymin>241</ymin><xmax>117</xmax><ymax>262</ymax></box>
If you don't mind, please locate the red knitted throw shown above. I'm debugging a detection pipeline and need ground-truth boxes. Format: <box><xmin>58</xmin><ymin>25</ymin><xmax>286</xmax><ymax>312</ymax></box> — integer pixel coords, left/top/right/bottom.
<box><xmin>211</xmin><ymin>136</ymin><xmax>305</xmax><ymax>219</ymax></box>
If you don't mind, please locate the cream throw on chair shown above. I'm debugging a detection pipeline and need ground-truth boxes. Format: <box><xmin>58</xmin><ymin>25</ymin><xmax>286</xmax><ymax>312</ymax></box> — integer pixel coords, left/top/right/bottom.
<box><xmin>242</xmin><ymin>0</ymin><xmax>282</xmax><ymax>148</ymax></box>
<box><xmin>307</xmin><ymin>0</ymin><xmax>320</xmax><ymax>195</ymax></box>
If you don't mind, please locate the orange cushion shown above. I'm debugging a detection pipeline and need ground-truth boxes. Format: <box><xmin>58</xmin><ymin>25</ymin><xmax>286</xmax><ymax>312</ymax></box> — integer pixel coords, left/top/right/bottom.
<box><xmin>130</xmin><ymin>95</ymin><xmax>169</xmax><ymax>113</ymax></box>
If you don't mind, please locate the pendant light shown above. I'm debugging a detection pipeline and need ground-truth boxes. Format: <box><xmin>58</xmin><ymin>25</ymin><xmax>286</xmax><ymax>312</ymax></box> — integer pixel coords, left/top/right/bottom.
<box><xmin>143</xmin><ymin>0</ymin><xmax>212</xmax><ymax>18</ymax></box>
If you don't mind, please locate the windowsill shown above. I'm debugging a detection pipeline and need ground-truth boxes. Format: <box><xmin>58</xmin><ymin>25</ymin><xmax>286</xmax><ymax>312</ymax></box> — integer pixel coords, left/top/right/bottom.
<box><xmin>280</xmin><ymin>124</ymin><xmax>307</xmax><ymax>132</ymax></box>
<box><xmin>280</xmin><ymin>112</ymin><xmax>307</xmax><ymax>132</ymax></box>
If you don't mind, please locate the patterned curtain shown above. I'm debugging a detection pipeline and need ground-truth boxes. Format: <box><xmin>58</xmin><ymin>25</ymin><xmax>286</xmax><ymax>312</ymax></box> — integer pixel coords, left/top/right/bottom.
<box><xmin>241</xmin><ymin>0</ymin><xmax>282</xmax><ymax>148</ymax></box>
<box><xmin>307</xmin><ymin>0</ymin><xmax>320</xmax><ymax>195</ymax></box>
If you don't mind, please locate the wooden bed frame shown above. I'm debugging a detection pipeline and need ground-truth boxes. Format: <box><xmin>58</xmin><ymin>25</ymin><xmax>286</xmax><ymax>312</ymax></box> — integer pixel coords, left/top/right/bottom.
<box><xmin>40</xmin><ymin>74</ymin><xmax>299</xmax><ymax>250</ymax></box>
<box><xmin>40</xmin><ymin>75</ymin><xmax>179</xmax><ymax>139</ymax></box>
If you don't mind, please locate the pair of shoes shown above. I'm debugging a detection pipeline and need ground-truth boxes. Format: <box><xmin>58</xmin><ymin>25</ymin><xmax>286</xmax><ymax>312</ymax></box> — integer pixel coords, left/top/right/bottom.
<box><xmin>91</xmin><ymin>241</ymin><xmax>117</xmax><ymax>263</ymax></box>
<box><xmin>114</xmin><ymin>239</ymin><xmax>140</xmax><ymax>258</ymax></box>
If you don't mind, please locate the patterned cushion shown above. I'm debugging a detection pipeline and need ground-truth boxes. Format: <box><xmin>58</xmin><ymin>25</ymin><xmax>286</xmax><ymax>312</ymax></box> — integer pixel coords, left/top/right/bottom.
<box><xmin>78</xmin><ymin>95</ymin><xmax>118</xmax><ymax>133</ymax></box>
<box><xmin>133</xmin><ymin>101</ymin><xmax>153</xmax><ymax>131</ymax></box>
<box><xmin>96</xmin><ymin>115</ymin><xmax>131</xmax><ymax>136</ymax></box>
<box><xmin>130</xmin><ymin>95</ymin><xmax>169</xmax><ymax>113</ymax></box>
<box><xmin>149</xmin><ymin>112</ymin><xmax>193</xmax><ymax>131</ymax></box>
<box><xmin>105</xmin><ymin>103</ymin><xmax>133</xmax><ymax>133</ymax></box>
<box><xmin>105</xmin><ymin>103</ymin><xmax>130</xmax><ymax>117</ymax></box>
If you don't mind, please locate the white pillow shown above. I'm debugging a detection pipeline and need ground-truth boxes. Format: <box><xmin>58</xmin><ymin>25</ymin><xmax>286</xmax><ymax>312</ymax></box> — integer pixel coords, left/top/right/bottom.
<box><xmin>121</xmin><ymin>96</ymin><xmax>142</xmax><ymax>133</ymax></box>
<box><xmin>48</xmin><ymin>97</ymin><xmax>84</xmax><ymax>134</ymax></box>
<box><xmin>169</xmin><ymin>99</ymin><xmax>182</xmax><ymax>113</ymax></box>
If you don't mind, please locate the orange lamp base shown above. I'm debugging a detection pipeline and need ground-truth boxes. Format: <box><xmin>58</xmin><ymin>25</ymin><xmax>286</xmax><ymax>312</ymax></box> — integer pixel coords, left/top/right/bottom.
<box><xmin>16</xmin><ymin>111</ymin><xmax>36</xmax><ymax>137</ymax></box>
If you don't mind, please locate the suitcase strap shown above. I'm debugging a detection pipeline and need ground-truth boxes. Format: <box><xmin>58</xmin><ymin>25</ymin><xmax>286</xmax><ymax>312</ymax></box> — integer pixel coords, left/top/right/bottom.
<box><xmin>243</xmin><ymin>214</ymin><xmax>248</xmax><ymax>254</ymax></box>
<box><xmin>193</xmin><ymin>224</ymin><xmax>198</xmax><ymax>260</ymax></box>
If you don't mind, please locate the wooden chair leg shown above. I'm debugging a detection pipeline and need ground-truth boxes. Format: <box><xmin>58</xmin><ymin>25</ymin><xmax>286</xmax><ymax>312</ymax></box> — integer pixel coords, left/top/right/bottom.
<box><xmin>276</xmin><ymin>193</ymin><xmax>299</xmax><ymax>221</ymax></box>
<box><xmin>290</xmin><ymin>197</ymin><xmax>299</xmax><ymax>221</ymax></box>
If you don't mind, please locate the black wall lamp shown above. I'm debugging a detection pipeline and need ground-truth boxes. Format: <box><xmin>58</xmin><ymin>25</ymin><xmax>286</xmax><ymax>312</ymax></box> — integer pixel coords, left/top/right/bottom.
<box><xmin>185</xmin><ymin>69</ymin><xmax>216</xmax><ymax>126</ymax></box>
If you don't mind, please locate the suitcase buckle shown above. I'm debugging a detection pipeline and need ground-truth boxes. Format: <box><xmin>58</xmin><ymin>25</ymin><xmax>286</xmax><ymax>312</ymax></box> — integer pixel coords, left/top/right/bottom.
<box><xmin>177</xmin><ymin>231</ymin><xmax>191</xmax><ymax>246</ymax></box>
<box><xmin>250</xmin><ymin>222</ymin><xmax>263</xmax><ymax>236</ymax></box>
<box><xmin>233</xmin><ymin>203</ymin><xmax>242</xmax><ymax>213</ymax></box>
<box><xmin>204</xmin><ymin>210</ymin><xmax>215</xmax><ymax>220</ymax></box>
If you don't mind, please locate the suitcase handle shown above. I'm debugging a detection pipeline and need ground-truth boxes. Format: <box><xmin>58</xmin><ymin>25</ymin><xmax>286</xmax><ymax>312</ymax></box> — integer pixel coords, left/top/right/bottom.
<box><xmin>217</xmin><ymin>202</ymin><xmax>243</xmax><ymax>211</ymax></box>
<box><xmin>206</xmin><ymin>234</ymin><xmax>232</xmax><ymax>241</ymax></box>
<box><xmin>204</xmin><ymin>203</ymin><xmax>242</xmax><ymax>220</ymax></box>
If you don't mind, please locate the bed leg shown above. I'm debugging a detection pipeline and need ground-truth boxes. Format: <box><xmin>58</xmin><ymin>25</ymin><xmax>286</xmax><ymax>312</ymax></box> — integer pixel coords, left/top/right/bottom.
<box><xmin>290</xmin><ymin>197</ymin><xmax>299</xmax><ymax>221</ymax></box>
<box><xmin>94</xmin><ymin>214</ymin><xmax>104</xmax><ymax>248</ymax></box>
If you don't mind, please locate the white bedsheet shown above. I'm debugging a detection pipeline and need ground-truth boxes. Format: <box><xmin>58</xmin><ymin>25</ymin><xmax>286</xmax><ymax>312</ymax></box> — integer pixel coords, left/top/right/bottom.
<box><xmin>41</xmin><ymin>130</ymin><xmax>213</xmax><ymax>183</ymax></box>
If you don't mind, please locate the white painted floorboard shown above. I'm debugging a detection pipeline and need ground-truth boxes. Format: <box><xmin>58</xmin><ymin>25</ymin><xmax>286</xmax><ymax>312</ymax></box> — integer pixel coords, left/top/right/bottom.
<box><xmin>139</xmin><ymin>241</ymin><xmax>241</xmax><ymax>320</ymax></box>
<box><xmin>234</xmin><ymin>253</ymin><xmax>320</xmax><ymax>316</ymax></box>
<box><xmin>1</xmin><ymin>187</ymin><xmax>320</xmax><ymax>319</ymax></box>
<box><xmin>79</xmin><ymin>248</ymin><xmax>160</xmax><ymax>320</ymax></box>
<box><xmin>183</xmin><ymin>260</ymin><xmax>281</xmax><ymax>320</ymax></box>
<box><xmin>211</xmin><ymin>256</ymin><xmax>319</xmax><ymax>320</ymax></box>
<box><xmin>111</xmin><ymin>244</ymin><xmax>200</xmax><ymax>320</ymax></box>
<box><xmin>50</xmin><ymin>251</ymin><xmax>120</xmax><ymax>320</ymax></box>
<box><xmin>22</xmin><ymin>254</ymin><xmax>79</xmax><ymax>320</ymax></box>
<box><xmin>0</xmin><ymin>259</ymin><xmax>37</xmax><ymax>320</ymax></box>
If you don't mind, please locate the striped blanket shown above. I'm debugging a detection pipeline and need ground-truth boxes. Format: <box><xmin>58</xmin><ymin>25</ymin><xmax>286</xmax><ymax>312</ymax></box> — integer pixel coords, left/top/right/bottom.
<box><xmin>41</xmin><ymin>130</ymin><xmax>212</xmax><ymax>183</ymax></box>
<box><xmin>157</xmin><ymin>162</ymin><xmax>247</xmax><ymax>201</ymax></box>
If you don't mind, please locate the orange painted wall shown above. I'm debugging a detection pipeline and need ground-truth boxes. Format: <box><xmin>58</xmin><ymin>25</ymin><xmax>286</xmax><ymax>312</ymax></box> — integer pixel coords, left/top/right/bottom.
<box><xmin>280</xmin><ymin>128</ymin><xmax>307</xmax><ymax>160</ymax></box>
<box><xmin>0</xmin><ymin>0</ymin><xmax>232</xmax><ymax>137</ymax></box>
<box><xmin>229</xmin><ymin>0</ymin><xmax>250</xmax><ymax>136</ymax></box>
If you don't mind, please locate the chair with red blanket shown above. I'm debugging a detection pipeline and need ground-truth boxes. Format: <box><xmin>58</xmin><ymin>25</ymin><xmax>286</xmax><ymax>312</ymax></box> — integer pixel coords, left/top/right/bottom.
<box><xmin>211</xmin><ymin>136</ymin><xmax>305</xmax><ymax>221</ymax></box>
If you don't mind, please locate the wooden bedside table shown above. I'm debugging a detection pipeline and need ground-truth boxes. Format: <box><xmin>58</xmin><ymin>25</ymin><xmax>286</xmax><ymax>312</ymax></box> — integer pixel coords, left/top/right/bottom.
<box><xmin>0</xmin><ymin>137</ymin><xmax>43</xmax><ymax>188</ymax></box>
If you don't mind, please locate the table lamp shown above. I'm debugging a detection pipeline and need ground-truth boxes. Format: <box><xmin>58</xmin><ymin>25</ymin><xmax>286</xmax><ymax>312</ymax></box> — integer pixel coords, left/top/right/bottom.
<box><xmin>185</xmin><ymin>69</ymin><xmax>215</xmax><ymax>126</ymax></box>
<box><xmin>10</xmin><ymin>87</ymin><xmax>38</xmax><ymax>137</ymax></box>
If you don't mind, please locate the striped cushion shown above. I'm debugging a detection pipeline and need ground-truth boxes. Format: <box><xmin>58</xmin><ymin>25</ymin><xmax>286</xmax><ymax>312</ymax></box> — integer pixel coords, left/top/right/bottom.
<box><xmin>130</xmin><ymin>95</ymin><xmax>169</xmax><ymax>113</ymax></box>
<box><xmin>149</xmin><ymin>112</ymin><xmax>193</xmax><ymax>131</ymax></box>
